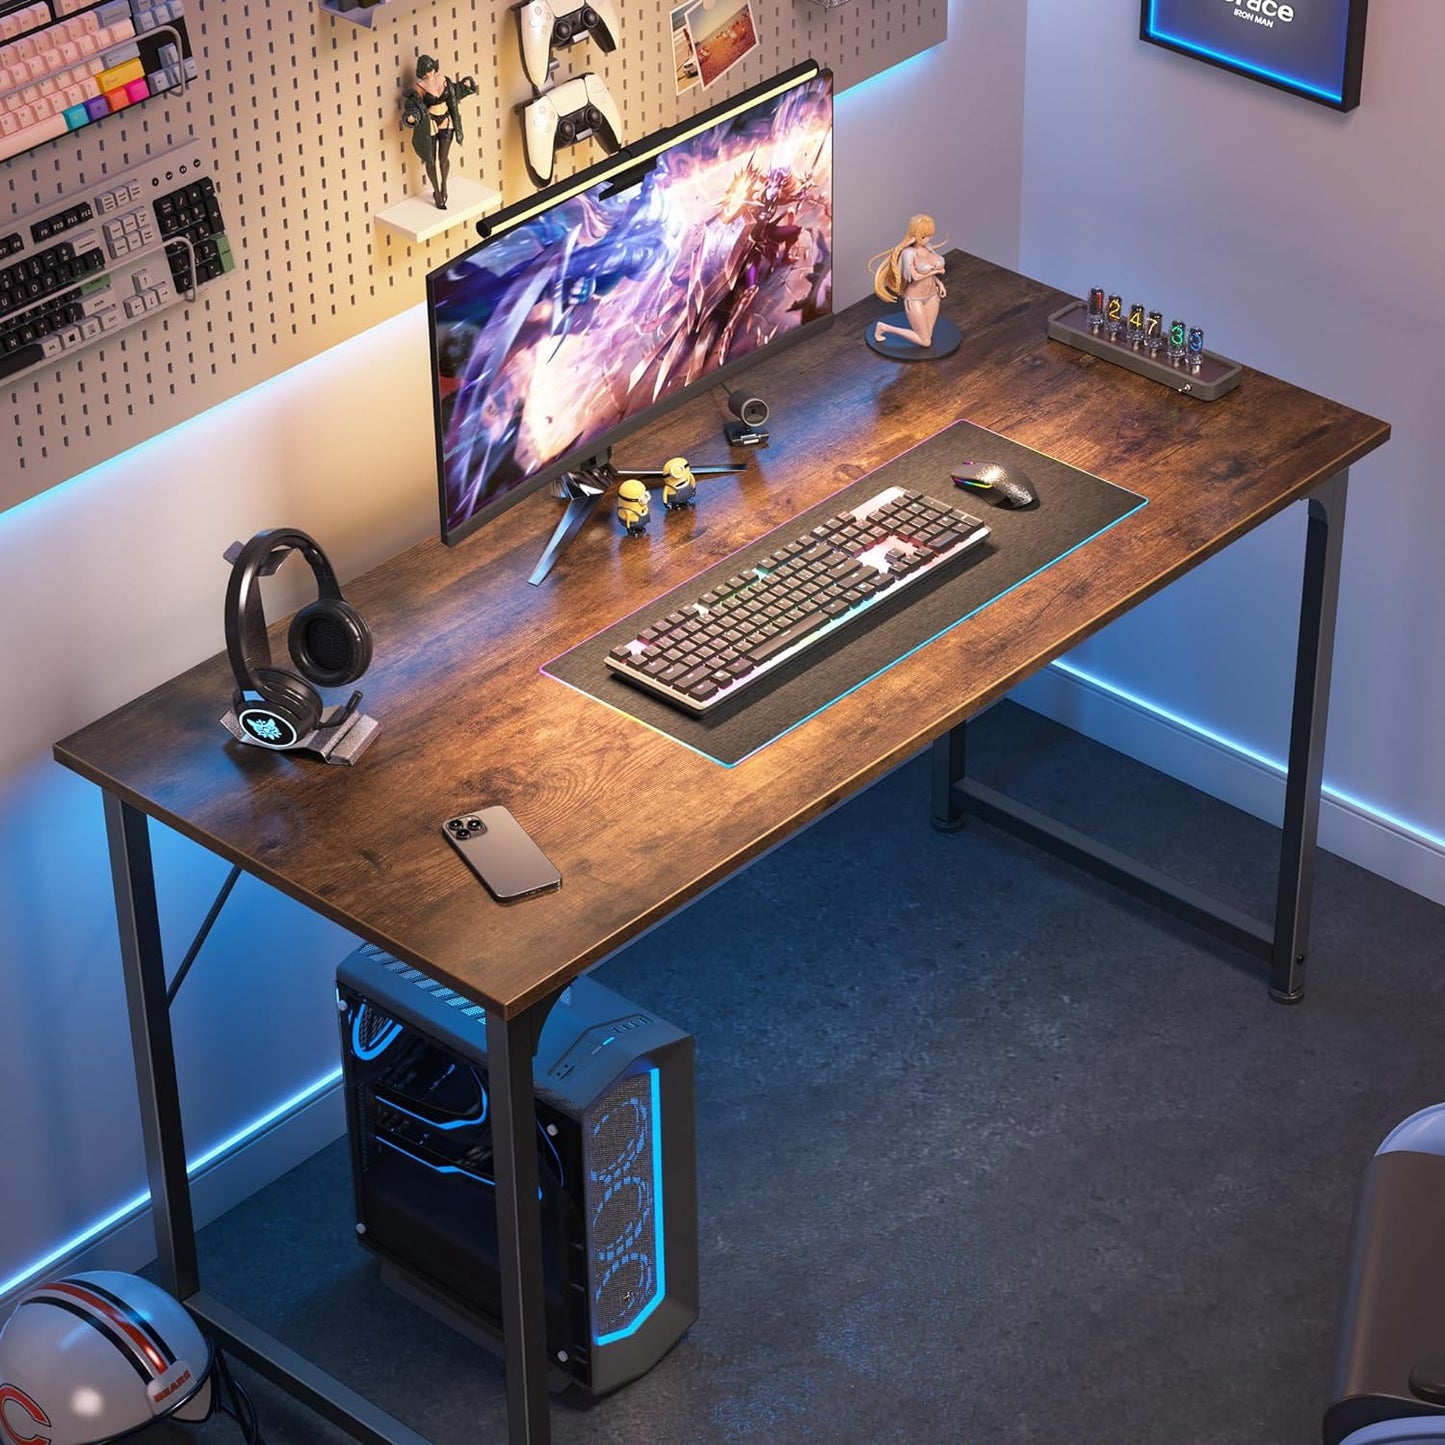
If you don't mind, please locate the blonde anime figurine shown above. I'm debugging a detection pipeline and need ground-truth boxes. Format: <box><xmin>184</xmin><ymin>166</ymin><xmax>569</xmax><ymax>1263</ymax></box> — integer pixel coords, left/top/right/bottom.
<box><xmin>868</xmin><ymin>215</ymin><xmax>949</xmax><ymax>349</ymax></box>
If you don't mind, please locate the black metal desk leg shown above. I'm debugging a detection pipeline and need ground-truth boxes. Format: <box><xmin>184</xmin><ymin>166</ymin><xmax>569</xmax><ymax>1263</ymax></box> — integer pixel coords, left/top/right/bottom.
<box><xmin>1270</xmin><ymin>469</ymin><xmax>1349</xmax><ymax>1004</ymax></box>
<box><xmin>102</xmin><ymin>794</ymin><xmax>199</xmax><ymax>1297</ymax></box>
<box><xmin>931</xmin><ymin>721</ymin><xmax>968</xmax><ymax>831</ymax></box>
<box><xmin>486</xmin><ymin>1003</ymin><xmax>552</xmax><ymax>1445</ymax></box>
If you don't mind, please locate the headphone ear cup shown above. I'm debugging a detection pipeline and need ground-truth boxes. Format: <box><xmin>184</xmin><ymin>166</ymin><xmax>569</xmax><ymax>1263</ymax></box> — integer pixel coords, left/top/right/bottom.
<box><xmin>289</xmin><ymin>599</ymin><xmax>373</xmax><ymax>688</ymax></box>
<box><xmin>247</xmin><ymin>667</ymin><xmax>324</xmax><ymax>741</ymax></box>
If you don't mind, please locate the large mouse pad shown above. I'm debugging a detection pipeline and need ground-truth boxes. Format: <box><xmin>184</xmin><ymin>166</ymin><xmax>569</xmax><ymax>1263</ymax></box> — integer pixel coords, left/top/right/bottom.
<box><xmin>543</xmin><ymin>421</ymin><xmax>1145</xmax><ymax>765</ymax></box>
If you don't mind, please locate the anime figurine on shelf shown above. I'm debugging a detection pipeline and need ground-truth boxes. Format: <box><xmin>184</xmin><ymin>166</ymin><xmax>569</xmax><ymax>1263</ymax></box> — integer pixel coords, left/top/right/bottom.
<box><xmin>616</xmin><ymin>478</ymin><xmax>651</xmax><ymax>534</ymax></box>
<box><xmin>867</xmin><ymin>213</ymin><xmax>950</xmax><ymax>350</ymax></box>
<box><xmin>659</xmin><ymin>457</ymin><xmax>697</xmax><ymax>510</ymax></box>
<box><xmin>402</xmin><ymin>54</ymin><xmax>479</xmax><ymax>209</ymax></box>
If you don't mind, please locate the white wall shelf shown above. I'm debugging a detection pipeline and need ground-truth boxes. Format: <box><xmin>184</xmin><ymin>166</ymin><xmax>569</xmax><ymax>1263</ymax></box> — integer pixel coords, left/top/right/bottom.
<box><xmin>318</xmin><ymin>0</ymin><xmax>421</xmax><ymax>29</ymax></box>
<box><xmin>375</xmin><ymin>176</ymin><xmax>503</xmax><ymax>243</ymax></box>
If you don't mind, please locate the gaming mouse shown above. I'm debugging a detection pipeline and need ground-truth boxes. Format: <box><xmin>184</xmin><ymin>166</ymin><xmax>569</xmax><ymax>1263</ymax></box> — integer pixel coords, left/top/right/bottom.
<box><xmin>951</xmin><ymin>460</ymin><xmax>1038</xmax><ymax>509</ymax></box>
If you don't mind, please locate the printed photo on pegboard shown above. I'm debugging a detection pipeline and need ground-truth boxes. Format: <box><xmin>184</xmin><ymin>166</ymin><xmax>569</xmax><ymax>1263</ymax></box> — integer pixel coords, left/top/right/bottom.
<box><xmin>671</xmin><ymin>2</ymin><xmax>701</xmax><ymax>94</ymax></box>
<box><xmin>687</xmin><ymin>0</ymin><xmax>761</xmax><ymax>88</ymax></box>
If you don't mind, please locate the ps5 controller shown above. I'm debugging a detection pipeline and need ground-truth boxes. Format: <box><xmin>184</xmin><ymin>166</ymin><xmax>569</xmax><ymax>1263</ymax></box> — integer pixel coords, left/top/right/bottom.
<box><xmin>516</xmin><ymin>0</ymin><xmax>620</xmax><ymax>89</ymax></box>
<box><xmin>519</xmin><ymin>73</ymin><xmax>623</xmax><ymax>187</ymax></box>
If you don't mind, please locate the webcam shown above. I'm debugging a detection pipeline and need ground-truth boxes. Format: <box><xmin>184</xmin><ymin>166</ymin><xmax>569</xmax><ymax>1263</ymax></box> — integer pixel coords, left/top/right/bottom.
<box><xmin>724</xmin><ymin>388</ymin><xmax>770</xmax><ymax>447</ymax></box>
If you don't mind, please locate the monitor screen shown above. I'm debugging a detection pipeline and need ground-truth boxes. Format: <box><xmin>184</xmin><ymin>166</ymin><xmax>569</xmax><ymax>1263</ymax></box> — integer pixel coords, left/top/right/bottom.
<box><xmin>428</xmin><ymin>63</ymin><xmax>833</xmax><ymax>546</ymax></box>
<box><xmin>1140</xmin><ymin>0</ymin><xmax>1368</xmax><ymax>110</ymax></box>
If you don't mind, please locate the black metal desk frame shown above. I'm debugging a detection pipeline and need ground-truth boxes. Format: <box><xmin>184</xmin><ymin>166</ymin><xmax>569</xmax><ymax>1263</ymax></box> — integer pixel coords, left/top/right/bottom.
<box><xmin>102</xmin><ymin>472</ymin><xmax>1345</xmax><ymax>1445</ymax></box>
<box><xmin>931</xmin><ymin>470</ymin><xmax>1349</xmax><ymax>1004</ymax></box>
<box><xmin>104</xmin><ymin>793</ymin><xmax>557</xmax><ymax>1445</ymax></box>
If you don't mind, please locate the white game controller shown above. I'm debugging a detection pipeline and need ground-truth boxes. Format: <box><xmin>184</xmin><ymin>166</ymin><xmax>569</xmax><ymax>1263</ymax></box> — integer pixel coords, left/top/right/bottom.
<box><xmin>519</xmin><ymin>73</ymin><xmax>623</xmax><ymax>187</ymax></box>
<box><xmin>516</xmin><ymin>0</ymin><xmax>620</xmax><ymax>90</ymax></box>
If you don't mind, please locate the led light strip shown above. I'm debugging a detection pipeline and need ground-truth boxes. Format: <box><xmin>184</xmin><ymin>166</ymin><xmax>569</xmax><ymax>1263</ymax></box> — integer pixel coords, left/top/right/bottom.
<box><xmin>0</xmin><ymin>1066</ymin><xmax>343</xmax><ymax>1303</ymax></box>
<box><xmin>484</xmin><ymin>62</ymin><xmax>823</xmax><ymax>239</ymax></box>
<box><xmin>1050</xmin><ymin>658</ymin><xmax>1445</xmax><ymax>853</ymax></box>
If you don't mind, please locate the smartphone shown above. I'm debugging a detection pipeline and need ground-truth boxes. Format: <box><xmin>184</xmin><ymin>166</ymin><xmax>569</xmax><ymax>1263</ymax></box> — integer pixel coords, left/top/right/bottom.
<box><xmin>443</xmin><ymin>806</ymin><xmax>562</xmax><ymax>902</ymax></box>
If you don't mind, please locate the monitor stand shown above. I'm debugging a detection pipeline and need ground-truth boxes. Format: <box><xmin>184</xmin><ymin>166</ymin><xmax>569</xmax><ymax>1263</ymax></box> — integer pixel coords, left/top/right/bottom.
<box><xmin>529</xmin><ymin>454</ymin><xmax>615</xmax><ymax>586</ymax></box>
<box><xmin>528</xmin><ymin>449</ymin><xmax>748</xmax><ymax>585</ymax></box>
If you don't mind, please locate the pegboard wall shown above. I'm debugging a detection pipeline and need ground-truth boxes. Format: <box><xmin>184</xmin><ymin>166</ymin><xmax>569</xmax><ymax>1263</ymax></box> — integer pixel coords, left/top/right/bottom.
<box><xmin>3</xmin><ymin>0</ymin><xmax>945</xmax><ymax>513</ymax></box>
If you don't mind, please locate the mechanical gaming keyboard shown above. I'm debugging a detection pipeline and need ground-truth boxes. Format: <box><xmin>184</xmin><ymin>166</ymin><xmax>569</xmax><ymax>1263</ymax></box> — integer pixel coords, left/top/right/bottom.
<box><xmin>0</xmin><ymin>134</ymin><xmax>232</xmax><ymax>385</ymax></box>
<box><xmin>605</xmin><ymin>485</ymin><xmax>990</xmax><ymax>716</ymax></box>
<box><xmin>0</xmin><ymin>0</ymin><xmax>196</xmax><ymax>166</ymax></box>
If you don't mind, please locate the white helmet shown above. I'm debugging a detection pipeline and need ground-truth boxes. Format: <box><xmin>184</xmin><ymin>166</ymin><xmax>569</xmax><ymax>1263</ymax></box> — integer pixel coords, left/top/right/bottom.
<box><xmin>0</xmin><ymin>1271</ymin><xmax>218</xmax><ymax>1444</ymax></box>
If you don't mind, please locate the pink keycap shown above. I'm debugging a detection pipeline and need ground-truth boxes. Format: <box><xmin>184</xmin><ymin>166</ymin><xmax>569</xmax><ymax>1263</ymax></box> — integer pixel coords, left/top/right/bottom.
<box><xmin>0</xmin><ymin>109</ymin><xmax>66</xmax><ymax>162</ymax></box>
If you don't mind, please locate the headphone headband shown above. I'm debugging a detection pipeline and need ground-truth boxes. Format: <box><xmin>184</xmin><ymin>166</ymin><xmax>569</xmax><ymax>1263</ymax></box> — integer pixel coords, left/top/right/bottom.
<box><xmin>224</xmin><ymin>528</ymin><xmax>343</xmax><ymax>697</ymax></box>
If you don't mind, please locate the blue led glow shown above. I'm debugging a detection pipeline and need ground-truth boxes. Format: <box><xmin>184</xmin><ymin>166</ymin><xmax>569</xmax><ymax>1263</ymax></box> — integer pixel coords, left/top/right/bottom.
<box><xmin>838</xmin><ymin>37</ymin><xmax>939</xmax><ymax>103</ymax></box>
<box><xmin>377</xmin><ymin>1137</ymin><xmax>492</xmax><ymax>1182</ymax></box>
<box><xmin>543</xmin><ymin>494</ymin><xmax>1149</xmax><ymax>769</ymax></box>
<box><xmin>0</xmin><ymin>304</ymin><xmax>424</xmax><ymax>528</ymax></box>
<box><xmin>377</xmin><ymin>1137</ymin><xmax>546</xmax><ymax>1202</ymax></box>
<box><xmin>0</xmin><ymin>1065</ymin><xmax>343</xmax><ymax>1301</ymax></box>
<box><xmin>350</xmin><ymin>1006</ymin><xmax>402</xmax><ymax>1061</ymax></box>
<box><xmin>1145</xmin><ymin>0</ymin><xmax>1346</xmax><ymax>103</ymax></box>
<box><xmin>1049</xmin><ymin>657</ymin><xmax>1445</xmax><ymax>854</ymax></box>
<box><xmin>594</xmin><ymin>1067</ymin><xmax>666</xmax><ymax>1347</ymax></box>
<box><xmin>382</xmin><ymin>1093</ymin><xmax>487</xmax><ymax>1130</ymax></box>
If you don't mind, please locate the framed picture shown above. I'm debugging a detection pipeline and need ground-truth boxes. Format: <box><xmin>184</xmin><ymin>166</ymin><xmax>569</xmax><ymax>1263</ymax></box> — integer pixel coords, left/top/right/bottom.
<box><xmin>1140</xmin><ymin>0</ymin><xmax>1369</xmax><ymax>111</ymax></box>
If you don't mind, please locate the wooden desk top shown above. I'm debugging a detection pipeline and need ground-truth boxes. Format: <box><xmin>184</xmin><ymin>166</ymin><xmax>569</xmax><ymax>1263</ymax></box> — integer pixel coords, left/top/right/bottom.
<box><xmin>55</xmin><ymin>255</ymin><xmax>1389</xmax><ymax>1018</ymax></box>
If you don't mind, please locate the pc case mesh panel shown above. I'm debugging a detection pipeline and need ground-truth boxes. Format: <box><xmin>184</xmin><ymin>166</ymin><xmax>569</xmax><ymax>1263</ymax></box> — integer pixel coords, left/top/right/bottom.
<box><xmin>354</xmin><ymin>1001</ymin><xmax>396</xmax><ymax>1052</ymax></box>
<box><xmin>585</xmin><ymin>1070</ymin><xmax>659</xmax><ymax>1342</ymax></box>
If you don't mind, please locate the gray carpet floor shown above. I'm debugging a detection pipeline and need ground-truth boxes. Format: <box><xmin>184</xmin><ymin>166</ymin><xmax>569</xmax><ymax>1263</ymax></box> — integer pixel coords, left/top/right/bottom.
<box><xmin>142</xmin><ymin>702</ymin><xmax>1445</xmax><ymax>1444</ymax></box>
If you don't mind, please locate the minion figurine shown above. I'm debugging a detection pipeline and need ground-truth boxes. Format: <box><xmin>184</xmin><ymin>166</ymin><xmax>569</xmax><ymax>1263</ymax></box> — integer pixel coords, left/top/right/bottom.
<box><xmin>660</xmin><ymin>456</ymin><xmax>697</xmax><ymax>510</ymax></box>
<box><xmin>616</xmin><ymin>477</ymin><xmax>651</xmax><ymax>535</ymax></box>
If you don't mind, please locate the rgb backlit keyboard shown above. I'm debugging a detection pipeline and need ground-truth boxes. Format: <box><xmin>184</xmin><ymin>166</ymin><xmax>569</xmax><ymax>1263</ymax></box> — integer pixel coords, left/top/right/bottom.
<box><xmin>605</xmin><ymin>485</ymin><xmax>990</xmax><ymax>715</ymax></box>
<box><xmin>0</xmin><ymin>0</ymin><xmax>196</xmax><ymax>165</ymax></box>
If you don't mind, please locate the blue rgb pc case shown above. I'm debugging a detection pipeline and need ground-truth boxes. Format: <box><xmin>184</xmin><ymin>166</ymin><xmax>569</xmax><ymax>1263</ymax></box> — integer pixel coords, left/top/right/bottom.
<box><xmin>336</xmin><ymin>944</ymin><xmax>698</xmax><ymax>1396</ymax></box>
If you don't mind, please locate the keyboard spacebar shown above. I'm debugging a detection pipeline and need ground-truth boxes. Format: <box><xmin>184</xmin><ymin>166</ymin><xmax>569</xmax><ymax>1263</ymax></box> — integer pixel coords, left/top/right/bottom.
<box><xmin>747</xmin><ymin>609</ymin><xmax>831</xmax><ymax>663</ymax></box>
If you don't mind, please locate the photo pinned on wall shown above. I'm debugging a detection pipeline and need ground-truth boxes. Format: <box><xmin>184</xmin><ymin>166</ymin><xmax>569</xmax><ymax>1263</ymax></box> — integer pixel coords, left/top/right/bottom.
<box><xmin>670</xmin><ymin>3</ymin><xmax>701</xmax><ymax>95</ymax></box>
<box><xmin>685</xmin><ymin>0</ymin><xmax>761</xmax><ymax>89</ymax></box>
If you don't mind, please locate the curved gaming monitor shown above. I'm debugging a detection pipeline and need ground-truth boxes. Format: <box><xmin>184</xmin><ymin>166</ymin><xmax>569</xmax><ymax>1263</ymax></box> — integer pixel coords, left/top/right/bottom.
<box><xmin>426</xmin><ymin>62</ymin><xmax>834</xmax><ymax>564</ymax></box>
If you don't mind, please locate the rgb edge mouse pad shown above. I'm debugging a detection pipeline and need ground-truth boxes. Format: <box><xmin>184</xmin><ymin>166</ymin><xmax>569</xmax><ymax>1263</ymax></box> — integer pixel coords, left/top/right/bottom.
<box><xmin>543</xmin><ymin>421</ymin><xmax>1145</xmax><ymax>766</ymax></box>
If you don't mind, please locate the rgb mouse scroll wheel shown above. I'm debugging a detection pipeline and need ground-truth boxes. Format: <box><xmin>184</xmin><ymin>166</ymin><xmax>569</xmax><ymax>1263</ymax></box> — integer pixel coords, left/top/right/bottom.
<box><xmin>553</xmin><ymin>18</ymin><xmax>572</xmax><ymax>39</ymax></box>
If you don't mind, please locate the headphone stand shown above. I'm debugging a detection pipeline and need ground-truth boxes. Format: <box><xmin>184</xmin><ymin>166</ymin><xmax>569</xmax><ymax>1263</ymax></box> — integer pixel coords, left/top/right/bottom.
<box><xmin>220</xmin><ymin>699</ymin><xmax>380</xmax><ymax>764</ymax></box>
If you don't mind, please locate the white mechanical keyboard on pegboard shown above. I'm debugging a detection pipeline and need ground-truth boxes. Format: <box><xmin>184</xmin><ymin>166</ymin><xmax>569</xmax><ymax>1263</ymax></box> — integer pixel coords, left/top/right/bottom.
<box><xmin>0</xmin><ymin>136</ymin><xmax>233</xmax><ymax>385</ymax></box>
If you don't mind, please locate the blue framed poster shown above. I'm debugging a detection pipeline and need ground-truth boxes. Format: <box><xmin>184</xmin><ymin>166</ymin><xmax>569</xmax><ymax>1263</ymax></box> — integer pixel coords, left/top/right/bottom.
<box><xmin>1141</xmin><ymin>0</ymin><xmax>1369</xmax><ymax>111</ymax></box>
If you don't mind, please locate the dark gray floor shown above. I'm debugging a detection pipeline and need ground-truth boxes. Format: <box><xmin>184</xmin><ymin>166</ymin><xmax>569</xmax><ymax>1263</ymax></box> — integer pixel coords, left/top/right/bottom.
<box><xmin>148</xmin><ymin>702</ymin><xmax>1445</xmax><ymax>1444</ymax></box>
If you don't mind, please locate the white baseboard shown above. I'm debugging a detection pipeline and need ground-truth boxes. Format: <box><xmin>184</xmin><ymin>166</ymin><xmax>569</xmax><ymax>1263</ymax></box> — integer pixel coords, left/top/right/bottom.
<box><xmin>2</xmin><ymin>1078</ymin><xmax>345</xmax><ymax>1316</ymax></box>
<box><xmin>1010</xmin><ymin>663</ymin><xmax>1445</xmax><ymax>910</ymax></box>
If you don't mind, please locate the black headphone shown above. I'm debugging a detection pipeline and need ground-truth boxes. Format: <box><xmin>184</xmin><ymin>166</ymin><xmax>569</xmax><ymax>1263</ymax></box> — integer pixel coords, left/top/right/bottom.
<box><xmin>224</xmin><ymin>529</ymin><xmax>373</xmax><ymax>750</ymax></box>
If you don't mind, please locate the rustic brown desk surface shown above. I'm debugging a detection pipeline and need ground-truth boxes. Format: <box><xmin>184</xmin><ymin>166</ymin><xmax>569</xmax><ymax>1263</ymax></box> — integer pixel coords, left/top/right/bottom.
<box><xmin>55</xmin><ymin>254</ymin><xmax>1389</xmax><ymax>1019</ymax></box>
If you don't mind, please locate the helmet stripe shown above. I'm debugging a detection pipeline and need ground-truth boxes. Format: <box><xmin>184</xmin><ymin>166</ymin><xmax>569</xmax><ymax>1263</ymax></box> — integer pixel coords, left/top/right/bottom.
<box><xmin>39</xmin><ymin>1282</ymin><xmax>171</xmax><ymax>1376</ymax></box>
<box><xmin>25</xmin><ymin>1296</ymin><xmax>152</xmax><ymax>1384</ymax></box>
<box><xmin>60</xmin><ymin>1277</ymin><xmax>176</xmax><ymax>1366</ymax></box>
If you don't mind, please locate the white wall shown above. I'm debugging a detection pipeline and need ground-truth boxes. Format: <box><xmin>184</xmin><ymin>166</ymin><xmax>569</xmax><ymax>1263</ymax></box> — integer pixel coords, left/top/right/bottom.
<box><xmin>0</xmin><ymin>0</ymin><xmax>1027</xmax><ymax>1303</ymax></box>
<box><xmin>1013</xmin><ymin>0</ymin><xmax>1445</xmax><ymax>901</ymax></box>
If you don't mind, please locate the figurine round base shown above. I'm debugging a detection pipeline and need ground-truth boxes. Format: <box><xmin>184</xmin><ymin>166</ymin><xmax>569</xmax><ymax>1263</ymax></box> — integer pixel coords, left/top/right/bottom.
<box><xmin>865</xmin><ymin>314</ymin><xmax>962</xmax><ymax>362</ymax></box>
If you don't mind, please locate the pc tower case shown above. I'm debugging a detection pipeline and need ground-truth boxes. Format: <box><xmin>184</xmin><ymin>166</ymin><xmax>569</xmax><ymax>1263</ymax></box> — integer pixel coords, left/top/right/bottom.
<box><xmin>336</xmin><ymin>943</ymin><xmax>698</xmax><ymax>1396</ymax></box>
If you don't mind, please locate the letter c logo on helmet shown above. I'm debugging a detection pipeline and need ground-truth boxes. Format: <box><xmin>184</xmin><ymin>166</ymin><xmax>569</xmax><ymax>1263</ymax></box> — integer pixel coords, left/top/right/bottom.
<box><xmin>0</xmin><ymin>1385</ymin><xmax>51</xmax><ymax>1445</ymax></box>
